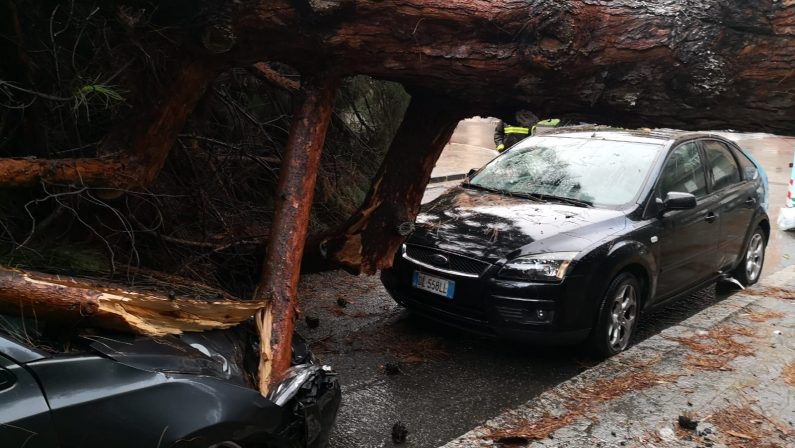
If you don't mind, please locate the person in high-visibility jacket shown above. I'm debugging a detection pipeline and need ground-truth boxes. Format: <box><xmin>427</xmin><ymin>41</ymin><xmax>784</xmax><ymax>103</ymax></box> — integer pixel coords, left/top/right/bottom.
<box><xmin>494</xmin><ymin>110</ymin><xmax>539</xmax><ymax>152</ymax></box>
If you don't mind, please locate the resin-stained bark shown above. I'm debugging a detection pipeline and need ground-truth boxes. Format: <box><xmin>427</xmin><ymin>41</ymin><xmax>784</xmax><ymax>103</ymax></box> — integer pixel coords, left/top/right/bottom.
<box><xmin>254</xmin><ymin>75</ymin><xmax>339</xmax><ymax>394</ymax></box>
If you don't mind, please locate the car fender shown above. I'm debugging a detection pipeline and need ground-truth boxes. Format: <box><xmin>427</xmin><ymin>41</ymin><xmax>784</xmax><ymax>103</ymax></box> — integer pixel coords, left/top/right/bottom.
<box><xmin>590</xmin><ymin>238</ymin><xmax>657</xmax><ymax>309</ymax></box>
<box><xmin>752</xmin><ymin>210</ymin><xmax>771</xmax><ymax>242</ymax></box>
<box><xmin>730</xmin><ymin>210</ymin><xmax>770</xmax><ymax>272</ymax></box>
<box><xmin>733</xmin><ymin>209</ymin><xmax>771</xmax><ymax>264</ymax></box>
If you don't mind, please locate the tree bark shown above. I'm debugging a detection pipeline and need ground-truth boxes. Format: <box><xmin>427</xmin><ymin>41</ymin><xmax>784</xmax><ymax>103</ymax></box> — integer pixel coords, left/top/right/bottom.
<box><xmin>0</xmin><ymin>266</ymin><xmax>264</xmax><ymax>336</ymax></box>
<box><xmin>0</xmin><ymin>158</ymin><xmax>127</xmax><ymax>188</ymax></box>
<box><xmin>0</xmin><ymin>56</ymin><xmax>221</xmax><ymax>189</ymax></box>
<box><xmin>254</xmin><ymin>75</ymin><xmax>339</xmax><ymax>395</ymax></box>
<box><xmin>239</xmin><ymin>0</ymin><xmax>795</xmax><ymax>135</ymax></box>
<box><xmin>324</xmin><ymin>92</ymin><xmax>465</xmax><ymax>274</ymax></box>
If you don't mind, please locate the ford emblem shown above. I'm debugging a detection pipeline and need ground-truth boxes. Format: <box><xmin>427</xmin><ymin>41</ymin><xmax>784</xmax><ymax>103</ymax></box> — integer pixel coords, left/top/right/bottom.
<box><xmin>430</xmin><ymin>254</ymin><xmax>449</xmax><ymax>266</ymax></box>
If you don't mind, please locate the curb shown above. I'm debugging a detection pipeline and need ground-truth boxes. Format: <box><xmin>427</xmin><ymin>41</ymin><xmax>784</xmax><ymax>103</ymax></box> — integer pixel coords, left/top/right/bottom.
<box><xmin>440</xmin><ymin>265</ymin><xmax>795</xmax><ymax>447</ymax></box>
<box><xmin>429</xmin><ymin>173</ymin><xmax>467</xmax><ymax>184</ymax></box>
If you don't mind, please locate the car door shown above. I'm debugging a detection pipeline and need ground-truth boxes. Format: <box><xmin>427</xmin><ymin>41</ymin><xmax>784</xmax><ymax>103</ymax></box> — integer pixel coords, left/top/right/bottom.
<box><xmin>654</xmin><ymin>141</ymin><xmax>721</xmax><ymax>300</ymax></box>
<box><xmin>0</xmin><ymin>348</ymin><xmax>59</xmax><ymax>447</ymax></box>
<box><xmin>702</xmin><ymin>140</ymin><xmax>757</xmax><ymax>270</ymax></box>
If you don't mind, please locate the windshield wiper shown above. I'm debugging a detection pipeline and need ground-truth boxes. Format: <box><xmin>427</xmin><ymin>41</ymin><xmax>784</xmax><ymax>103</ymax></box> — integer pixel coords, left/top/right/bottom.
<box><xmin>530</xmin><ymin>193</ymin><xmax>593</xmax><ymax>208</ymax></box>
<box><xmin>463</xmin><ymin>184</ymin><xmax>544</xmax><ymax>202</ymax></box>
<box><xmin>462</xmin><ymin>183</ymin><xmax>500</xmax><ymax>194</ymax></box>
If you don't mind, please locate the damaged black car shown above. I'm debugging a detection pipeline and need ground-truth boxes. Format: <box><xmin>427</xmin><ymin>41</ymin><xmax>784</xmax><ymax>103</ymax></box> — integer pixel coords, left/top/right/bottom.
<box><xmin>382</xmin><ymin>130</ymin><xmax>769</xmax><ymax>356</ymax></box>
<box><xmin>0</xmin><ymin>315</ymin><xmax>340</xmax><ymax>448</ymax></box>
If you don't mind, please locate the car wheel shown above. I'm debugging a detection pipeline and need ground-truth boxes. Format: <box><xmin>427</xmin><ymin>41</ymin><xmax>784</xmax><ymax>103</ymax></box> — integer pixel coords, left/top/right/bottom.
<box><xmin>590</xmin><ymin>272</ymin><xmax>640</xmax><ymax>357</ymax></box>
<box><xmin>733</xmin><ymin>226</ymin><xmax>766</xmax><ymax>286</ymax></box>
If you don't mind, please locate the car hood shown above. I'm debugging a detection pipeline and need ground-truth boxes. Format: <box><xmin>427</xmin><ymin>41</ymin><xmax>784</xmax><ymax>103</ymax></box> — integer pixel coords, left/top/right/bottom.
<box><xmin>411</xmin><ymin>186</ymin><xmax>628</xmax><ymax>262</ymax></box>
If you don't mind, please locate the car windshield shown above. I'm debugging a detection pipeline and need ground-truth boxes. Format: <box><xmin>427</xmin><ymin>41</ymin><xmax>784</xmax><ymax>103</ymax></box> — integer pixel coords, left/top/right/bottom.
<box><xmin>469</xmin><ymin>136</ymin><xmax>663</xmax><ymax>207</ymax></box>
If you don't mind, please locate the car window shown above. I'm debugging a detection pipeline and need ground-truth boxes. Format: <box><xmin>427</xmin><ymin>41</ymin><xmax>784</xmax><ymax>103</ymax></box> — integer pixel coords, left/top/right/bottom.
<box><xmin>734</xmin><ymin>146</ymin><xmax>760</xmax><ymax>181</ymax></box>
<box><xmin>703</xmin><ymin>140</ymin><xmax>741</xmax><ymax>191</ymax></box>
<box><xmin>659</xmin><ymin>142</ymin><xmax>707</xmax><ymax>198</ymax></box>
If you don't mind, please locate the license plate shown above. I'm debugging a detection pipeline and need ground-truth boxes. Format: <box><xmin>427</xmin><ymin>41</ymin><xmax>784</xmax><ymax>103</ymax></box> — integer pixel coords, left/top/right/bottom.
<box><xmin>412</xmin><ymin>271</ymin><xmax>455</xmax><ymax>299</ymax></box>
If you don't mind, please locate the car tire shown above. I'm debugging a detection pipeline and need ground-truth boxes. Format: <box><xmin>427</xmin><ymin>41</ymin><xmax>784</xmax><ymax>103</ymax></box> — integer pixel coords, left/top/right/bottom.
<box><xmin>590</xmin><ymin>272</ymin><xmax>641</xmax><ymax>358</ymax></box>
<box><xmin>733</xmin><ymin>226</ymin><xmax>766</xmax><ymax>286</ymax></box>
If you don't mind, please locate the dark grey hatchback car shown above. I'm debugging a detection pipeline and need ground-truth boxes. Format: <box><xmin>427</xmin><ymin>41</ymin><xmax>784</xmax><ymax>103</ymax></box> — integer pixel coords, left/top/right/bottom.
<box><xmin>382</xmin><ymin>130</ymin><xmax>769</xmax><ymax>356</ymax></box>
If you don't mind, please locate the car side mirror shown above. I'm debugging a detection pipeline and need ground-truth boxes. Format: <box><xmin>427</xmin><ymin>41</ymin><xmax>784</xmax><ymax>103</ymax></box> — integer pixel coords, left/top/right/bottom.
<box><xmin>743</xmin><ymin>166</ymin><xmax>759</xmax><ymax>181</ymax></box>
<box><xmin>659</xmin><ymin>192</ymin><xmax>697</xmax><ymax>212</ymax></box>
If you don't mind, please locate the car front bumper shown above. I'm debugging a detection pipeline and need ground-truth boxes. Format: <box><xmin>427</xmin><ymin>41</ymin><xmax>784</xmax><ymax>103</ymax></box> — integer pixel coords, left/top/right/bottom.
<box><xmin>381</xmin><ymin>257</ymin><xmax>594</xmax><ymax>344</ymax></box>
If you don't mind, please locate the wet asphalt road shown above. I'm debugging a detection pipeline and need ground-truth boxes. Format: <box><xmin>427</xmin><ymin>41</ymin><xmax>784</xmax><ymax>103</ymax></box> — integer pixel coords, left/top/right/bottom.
<box><xmin>298</xmin><ymin>273</ymin><xmax>728</xmax><ymax>448</ymax></box>
<box><xmin>296</xmin><ymin>127</ymin><xmax>795</xmax><ymax>448</ymax></box>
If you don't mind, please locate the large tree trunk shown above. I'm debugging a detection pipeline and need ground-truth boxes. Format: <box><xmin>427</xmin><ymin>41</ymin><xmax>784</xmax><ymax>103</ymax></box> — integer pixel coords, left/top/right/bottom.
<box><xmin>254</xmin><ymin>75</ymin><xmax>339</xmax><ymax>394</ymax></box>
<box><xmin>240</xmin><ymin>0</ymin><xmax>795</xmax><ymax>135</ymax></box>
<box><xmin>324</xmin><ymin>93</ymin><xmax>466</xmax><ymax>274</ymax></box>
<box><xmin>0</xmin><ymin>267</ymin><xmax>264</xmax><ymax>336</ymax></box>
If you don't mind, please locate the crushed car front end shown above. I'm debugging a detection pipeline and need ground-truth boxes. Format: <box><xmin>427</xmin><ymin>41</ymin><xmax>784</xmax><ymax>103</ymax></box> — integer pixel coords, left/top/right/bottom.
<box><xmin>1</xmin><ymin>318</ymin><xmax>340</xmax><ymax>448</ymax></box>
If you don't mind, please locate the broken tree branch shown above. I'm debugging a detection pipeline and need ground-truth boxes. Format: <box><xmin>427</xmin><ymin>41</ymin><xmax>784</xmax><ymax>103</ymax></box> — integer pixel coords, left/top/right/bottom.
<box><xmin>254</xmin><ymin>74</ymin><xmax>340</xmax><ymax>395</ymax></box>
<box><xmin>0</xmin><ymin>266</ymin><xmax>264</xmax><ymax>336</ymax></box>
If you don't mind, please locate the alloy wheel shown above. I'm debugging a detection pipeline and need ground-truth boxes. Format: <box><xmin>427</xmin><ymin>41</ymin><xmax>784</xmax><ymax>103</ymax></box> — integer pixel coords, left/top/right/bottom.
<box><xmin>607</xmin><ymin>283</ymin><xmax>638</xmax><ymax>352</ymax></box>
<box><xmin>745</xmin><ymin>233</ymin><xmax>764</xmax><ymax>283</ymax></box>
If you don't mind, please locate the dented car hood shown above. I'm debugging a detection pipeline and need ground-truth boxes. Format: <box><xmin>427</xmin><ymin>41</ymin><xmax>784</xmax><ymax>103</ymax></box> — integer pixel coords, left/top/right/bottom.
<box><xmin>87</xmin><ymin>329</ymin><xmax>253</xmax><ymax>386</ymax></box>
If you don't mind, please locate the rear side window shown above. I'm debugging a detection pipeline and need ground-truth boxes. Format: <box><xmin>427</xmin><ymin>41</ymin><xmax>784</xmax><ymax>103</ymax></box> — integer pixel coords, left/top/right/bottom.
<box><xmin>703</xmin><ymin>140</ymin><xmax>741</xmax><ymax>191</ymax></box>
<box><xmin>659</xmin><ymin>142</ymin><xmax>707</xmax><ymax>197</ymax></box>
<box><xmin>733</xmin><ymin>146</ymin><xmax>760</xmax><ymax>181</ymax></box>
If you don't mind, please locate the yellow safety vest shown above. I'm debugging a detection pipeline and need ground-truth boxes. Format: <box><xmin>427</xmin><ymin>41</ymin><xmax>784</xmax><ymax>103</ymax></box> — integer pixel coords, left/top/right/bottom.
<box><xmin>504</xmin><ymin>126</ymin><xmax>530</xmax><ymax>134</ymax></box>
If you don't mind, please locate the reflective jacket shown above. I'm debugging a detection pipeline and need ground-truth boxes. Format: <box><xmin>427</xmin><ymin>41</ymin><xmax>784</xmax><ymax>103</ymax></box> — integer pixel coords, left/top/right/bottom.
<box><xmin>494</xmin><ymin>121</ymin><xmax>530</xmax><ymax>152</ymax></box>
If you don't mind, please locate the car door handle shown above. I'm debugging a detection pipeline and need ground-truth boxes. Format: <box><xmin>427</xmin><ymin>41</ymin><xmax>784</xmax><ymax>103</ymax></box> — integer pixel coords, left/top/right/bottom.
<box><xmin>744</xmin><ymin>198</ymin><xmax>756</xmax><ymax>207</ymax></box>
<box><xmin>704</xmin><ymin>212</ymin><xmax>717</xmax><ymax>223</ymax></box>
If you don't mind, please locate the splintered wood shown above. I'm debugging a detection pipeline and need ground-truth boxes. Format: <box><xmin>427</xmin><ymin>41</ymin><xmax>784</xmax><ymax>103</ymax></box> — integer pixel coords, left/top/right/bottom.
<box><xmin>0</xmin><ymin>267</ymin><xmax>264</xmax><ymax>336</ymax></box>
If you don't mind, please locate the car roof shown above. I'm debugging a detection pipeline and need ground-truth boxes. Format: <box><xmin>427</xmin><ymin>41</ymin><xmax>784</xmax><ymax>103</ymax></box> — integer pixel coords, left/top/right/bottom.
<box><xmin>542</xmin><ymin>127</ymin><xmax>730</xmax><ymax>146</ymax></box>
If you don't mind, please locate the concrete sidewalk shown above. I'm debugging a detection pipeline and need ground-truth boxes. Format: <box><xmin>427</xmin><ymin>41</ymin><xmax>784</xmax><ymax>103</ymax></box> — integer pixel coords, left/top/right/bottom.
<box><xmin>442</xmin><ymin>267</ymin><xmax>795</xmax><ymax>448</ymax></box>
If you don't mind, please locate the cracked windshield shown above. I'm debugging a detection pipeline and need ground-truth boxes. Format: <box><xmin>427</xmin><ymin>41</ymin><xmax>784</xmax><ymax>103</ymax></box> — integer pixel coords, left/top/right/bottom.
<box><xmin>470</xmin><ymin>136</ymin><xmax>663</xmax><ymax>207</ymax></box>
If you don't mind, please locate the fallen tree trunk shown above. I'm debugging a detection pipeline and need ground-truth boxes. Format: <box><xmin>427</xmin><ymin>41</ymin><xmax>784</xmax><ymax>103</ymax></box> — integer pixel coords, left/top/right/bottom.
<box><xmin>255</xmin><ymin>74</ymin><xmax>339</xmax><ymax>394</ymax></box>
<box><xmin>241</xmin><ymin>0</ymin><xmax>795</xmax><ymax>135</ymax></box>
<box><xmin>0</xmin><ymin>266</ymin><xmax>264</xmax><ymax>336</ymax></box>
<box><xmin>324</xmin><ymin>93</ymin><xmax>466</xmax><ymax>273</ymax></box>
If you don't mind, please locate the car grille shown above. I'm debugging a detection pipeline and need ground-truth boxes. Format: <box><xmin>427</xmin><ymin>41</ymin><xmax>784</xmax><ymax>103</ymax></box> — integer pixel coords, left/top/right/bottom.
<box><xmin>403</xmin><ymin>245</ymin><xmax>490</xmax><ymax>277</ymax></box>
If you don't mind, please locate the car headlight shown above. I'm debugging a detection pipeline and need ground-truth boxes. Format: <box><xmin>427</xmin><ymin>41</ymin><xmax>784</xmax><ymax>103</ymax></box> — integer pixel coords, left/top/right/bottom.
<box><xmin>497</xmin><ymin>252</ymin><xmax>578</xmax><ymax>282</ymax></box>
